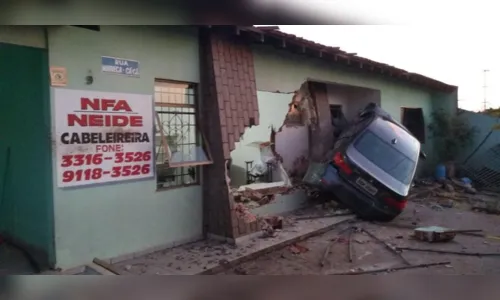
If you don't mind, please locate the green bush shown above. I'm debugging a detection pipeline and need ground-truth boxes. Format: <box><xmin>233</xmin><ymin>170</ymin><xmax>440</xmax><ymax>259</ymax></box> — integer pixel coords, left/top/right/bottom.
<box><xmin>428</xmin><ymin>109</ymin><xmax>477</xmax><ymax>162</ymax></box>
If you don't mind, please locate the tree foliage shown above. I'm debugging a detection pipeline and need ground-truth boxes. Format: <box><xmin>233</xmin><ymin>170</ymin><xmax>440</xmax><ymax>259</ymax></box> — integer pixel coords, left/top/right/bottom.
<box><xmin>428</xmin><ymin>109</ymin><xmax>477</xmax><ymax>161</ymax></box>
<box><xmin>483</xmin><ymin>107</ymin><xmax>500</xmax><ymax>118</ymax></box>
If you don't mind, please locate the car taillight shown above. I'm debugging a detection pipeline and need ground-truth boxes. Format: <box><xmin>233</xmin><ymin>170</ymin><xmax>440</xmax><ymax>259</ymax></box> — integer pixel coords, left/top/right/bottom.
<box><xmin>384</xmin><ymin>197</ymin><xmax>407</xmax><ymax>210</ymax></box>
<box><xmin>333</xmin><ymin>152</ymin><xmax>353</xmax><ymax>175</ymax></box>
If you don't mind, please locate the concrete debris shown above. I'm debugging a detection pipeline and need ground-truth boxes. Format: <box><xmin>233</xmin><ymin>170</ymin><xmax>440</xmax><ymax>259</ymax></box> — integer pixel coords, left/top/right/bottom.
<box><xmin>232</xmin><ymin>185</ymin><xmax>293</xmax><ymax>209</ymax></box>
<box><xmin>413</xmin><ymin>226</ymin><xmax>457</xmax><ymax>243</ymax></box>
<box><xmin>259</xmin><ymin>216</ymin><xmax>284</xmax><ymax>238</ymax></box>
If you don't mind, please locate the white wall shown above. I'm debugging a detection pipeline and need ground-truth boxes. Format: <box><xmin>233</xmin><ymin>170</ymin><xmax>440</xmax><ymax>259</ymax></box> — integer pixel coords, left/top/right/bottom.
<box><xmin>327</xmin><ymin>84</ymin><xmax>381</xmax><ymax>121</ymax></box>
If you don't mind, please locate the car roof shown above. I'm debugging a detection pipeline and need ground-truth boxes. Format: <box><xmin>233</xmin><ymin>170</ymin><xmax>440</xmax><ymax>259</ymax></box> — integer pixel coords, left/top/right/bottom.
<box><xmin>365</xmin><ymin>116</ymin><xmax>420</xmax><ymax>160</ymax></box>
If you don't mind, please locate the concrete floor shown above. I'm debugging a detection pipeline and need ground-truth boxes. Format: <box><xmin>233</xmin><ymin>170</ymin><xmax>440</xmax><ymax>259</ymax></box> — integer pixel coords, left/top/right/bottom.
<box><xmin>113</xmin><ymin>208</ymin><xmax>354</xmax><ymax>275</ymax></box>
<box><xmin>219</xmin><ymin>201</ymin><xmax>500</xmax><ymax>275</ymax></box>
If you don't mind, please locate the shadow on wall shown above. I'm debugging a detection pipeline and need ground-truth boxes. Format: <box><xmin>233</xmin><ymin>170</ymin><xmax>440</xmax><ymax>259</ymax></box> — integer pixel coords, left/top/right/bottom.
<box><xmin>326</xmin><ymin>82</ymin><xmax>381</xmax><ymax>121</ymax></box>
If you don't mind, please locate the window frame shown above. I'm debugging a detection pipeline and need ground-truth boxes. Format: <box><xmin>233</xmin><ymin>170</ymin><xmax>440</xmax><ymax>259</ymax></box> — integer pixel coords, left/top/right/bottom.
<box><xmin>153</xmin><ymin>78</ymin><xmax>213</xmax><ymax>190</ymax></box>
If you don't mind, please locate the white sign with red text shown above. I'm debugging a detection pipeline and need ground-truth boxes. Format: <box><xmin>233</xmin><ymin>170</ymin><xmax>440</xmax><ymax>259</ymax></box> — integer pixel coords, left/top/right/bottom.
<box><xmin>54</xmin><ymin>88</ymin><xmax>154</xmax><ymax>188</ymax></box>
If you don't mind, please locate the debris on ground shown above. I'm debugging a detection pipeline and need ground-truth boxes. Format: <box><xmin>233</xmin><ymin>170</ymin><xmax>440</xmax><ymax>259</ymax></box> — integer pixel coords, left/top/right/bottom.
<box><xmin>288</xmin><ymin>243</ymin><xmax>309</xmax><ymax>255</ymax></box>
<box><xmin>410</xmin><ymin>175</ymin><xmax>500</xmax><ymax>215</ymax></box>
<box><xmin>412</xmin><ymin>226</ymin><xmax>483</xmax><ymax>243</ymax></box>
<box><xmin>327</xmin><ymin>261</ymin><xmax>451</xmax><ymax>275</ymax></box>
<box><xmin>294</xmin><ymin>209</ymin><xmax>353</xmax><ymax>221</ymax></box>
<box><xmin>259</xmin><ymin>216</ymin><xmax>284</xmax><ymax>238</ymax></box>
<box><xmin>397</xmin><ymin>247</ymin><xmax>500</xmax><ymax>257</ymax></box>
<box><xmin>413</xmin><ymin>226</ymin><xmax>457</xmax><ymax>243</ymax></box>
<box><xmin>320</xmin><ymin>226</ymin><xmax>353</xmax><ymax>267</ymax></box>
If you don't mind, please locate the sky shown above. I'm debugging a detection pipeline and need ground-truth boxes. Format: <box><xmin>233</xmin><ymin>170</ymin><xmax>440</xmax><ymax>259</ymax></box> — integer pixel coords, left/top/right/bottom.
<box><xmin>276</xmin><ymin>25</ymin><xmax>499</xmax><ymax>112</ymax></box>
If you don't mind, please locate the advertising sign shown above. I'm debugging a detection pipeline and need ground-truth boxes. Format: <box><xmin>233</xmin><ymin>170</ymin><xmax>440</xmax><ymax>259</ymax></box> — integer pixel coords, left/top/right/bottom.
<box><xmin>101</xmin><ymin>56</ymin><xmax>140</xmax><ymax>77</ymax></box>
<box><xmin>54</xmin><ymin>88</ymin><xmax>154</xmax><ymax>188</ymax></box>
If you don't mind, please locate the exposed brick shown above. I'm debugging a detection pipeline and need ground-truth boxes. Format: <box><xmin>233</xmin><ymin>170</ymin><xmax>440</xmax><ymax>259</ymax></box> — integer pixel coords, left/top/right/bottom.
<box><xmin>231</xmin><ymin>110</ymin><xmax>239</xmax><ymax>127</ymax></box>
<box><xmin>238</xmin><ymin>218</ymin><xmax>248</xmax><ymax>235</ymax></box>
<box><xmin>234</xmin><ymin>125</ymin><xmax>240</xmax><ymax>139</ymax></box>
<box><xmin>221</xmin><ymin>126</ymin><xmax>228</xmax><ymax>143</ymax></box>
<box><xmin>250</xmin><ymin>82</ymin><xmax>257</xmax><ymax>97</ymax></box>
<box><xmin>231</xmin><ymin>211</ymin><xmax>238</xmax><ymax>226</ymax></box>
<box><xmin>248</xmin><ymin>100</ymin><xmax>254</xmax><ymax>113</ymax></box>
<box><xmin>238</xmin><ymin>117</ymin><xmax>245</xmax><ymax>133</ymax></box>
<box><xmin>213</xmin><ymin>65</ymin><xmax>221</xmax><ymax>77</ymax></box>
<box><xmin>229</xmin><ymin>94</ymin><xmax>237</xmax><ymax>110</ymax></box>
<box><xmin>227</xmin><ymin>66</ymin><xmax>234</xmax><ymax>79</ymax></box>
<box><xmin>236</xmin><ymin>100</ymin><xmax>244</xmax><ymax>121</ymax></box>
<box><xmin>217</xmin><ymin>93</ymin><xmax>225</xmax><ymax>109</ymax></box>
<box><xmin>220</xmin><ymin>69</ymin><xmax>228</xmax><ymax>85</ymax></box>
<box><xmin>226</xmin><ymin>116</ymin><xmax>233</xmax><ymax>132</ymax></box>
<box><xmin>227</xmin><ymin>78</ymin><xmax>234</xmax><ymax>94</ymax></box>
<box><xmin>223</xmin><ymin>142</ymin><xmax>230</xmax><ymax>159</ymax></box>
<box><xmin>228</xmin><ymin>134</ymin><xmax>235</xmax><ymax>151</ymax></box>
<box><xmin>200</xmin><ymin>29</ymin><xmax>261</xmax><ymax>241</ymax></box>
<box><xmin>219</xmin><ymin>114</ymin><xmax>226</xmax><ymax>126</ymax></box>
<box><xmin>225</xmin><ymin>103</ymin><xmax>232</xmax><ymax>118</ymax></box>
<box><xmin>222</xmin><ymin>85</ymin><xmax>230</xmax><ymax>101</ymax></box>
<box><xmin>232</xmin><ymin>225</ymin><xmax>241</xmax><ymax>238</ymax></box>
<box><xmin>215</xmin><ymin>79</ymin><xmax>223</xmax><ymax>94</ymax></box>
<box><xmin>243</xmin><ymin>110</ymin><xmax>250</xmax><ymax>126</ymax></box>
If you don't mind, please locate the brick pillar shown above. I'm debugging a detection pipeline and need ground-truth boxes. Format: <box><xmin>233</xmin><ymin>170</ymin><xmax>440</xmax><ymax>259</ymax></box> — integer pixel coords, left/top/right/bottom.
<box><xmin>199</xmin><ymin>27</ymin><xmax>260</xmax><ymax>240</ymax></box>
<box><xmin>308</xmin><ymin>82</ymin><xmax>333</xmax><ymax>161</ymax></box>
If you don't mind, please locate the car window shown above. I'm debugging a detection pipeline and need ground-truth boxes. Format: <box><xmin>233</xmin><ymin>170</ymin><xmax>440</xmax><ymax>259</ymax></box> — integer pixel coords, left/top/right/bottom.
<box><xmin>354</xmin><ymin>130</ymin><xmax>416</xmax><ymax>184</ymax></box>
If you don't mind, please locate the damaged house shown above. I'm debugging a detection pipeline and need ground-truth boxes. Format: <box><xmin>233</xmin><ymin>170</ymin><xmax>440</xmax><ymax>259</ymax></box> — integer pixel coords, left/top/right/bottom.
<box><xmin>0</xmin><ymin>25</ymin><xmax>457</xmax><ymax>273</ymax></box>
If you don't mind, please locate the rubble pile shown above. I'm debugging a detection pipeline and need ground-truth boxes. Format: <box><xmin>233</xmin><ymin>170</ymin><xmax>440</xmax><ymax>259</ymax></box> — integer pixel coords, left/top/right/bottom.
<box><xmin>410</xmin><ymin>177</ymin><xmax>500</xmax><ymax>213</ymax></box>
<box><xmin>232</xmin><ymin>186</ymin><xmax>292</xmax><ymax>209</ymax></box>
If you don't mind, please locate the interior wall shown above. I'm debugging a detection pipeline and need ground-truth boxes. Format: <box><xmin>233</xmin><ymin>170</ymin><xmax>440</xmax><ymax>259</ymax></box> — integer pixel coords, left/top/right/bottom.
<box><xmin>47</xmin><ymin>26</ymin><xmax>203</xmax><ymax>269</ymax></box>
<box><xmin>230</xmin><ymin>91</ymin><xmax>291</xmax><ymax>187</ymax></box>
<box><xmin>327</xmin><ymin>84</ymin><xmax>381</xmax><ymax>120</ymax></box>
<box><xmin>0</xmin><ymin>41</ymin><xmax>55</xmax><ymax>268</ymax></box>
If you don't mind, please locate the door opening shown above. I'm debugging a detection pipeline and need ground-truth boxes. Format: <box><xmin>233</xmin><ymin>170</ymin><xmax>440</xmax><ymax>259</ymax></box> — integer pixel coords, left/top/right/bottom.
<box><xmin>401</xmin><ymin>107</ymin><xmax>425</xmax><ymax>144</ymax></box>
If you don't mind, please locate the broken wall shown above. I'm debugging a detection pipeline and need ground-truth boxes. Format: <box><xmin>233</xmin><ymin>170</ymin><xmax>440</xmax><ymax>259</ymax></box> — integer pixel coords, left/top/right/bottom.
<box><xmin>230</xmin><ymin>91</ymin><xmax>294</xmax><ymax>187</ymax></box>
<box><xmin>252</xmin><ymin>44</ymin><xmax>442</xmax><ymax>174</ymax></box>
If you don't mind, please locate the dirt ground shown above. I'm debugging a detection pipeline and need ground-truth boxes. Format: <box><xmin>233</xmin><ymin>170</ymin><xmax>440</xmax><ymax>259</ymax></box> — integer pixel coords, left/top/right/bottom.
<box><xmin>219</xmin><ymin>201</ymin><xmax>500</xmax><ymax>275</ymax></box>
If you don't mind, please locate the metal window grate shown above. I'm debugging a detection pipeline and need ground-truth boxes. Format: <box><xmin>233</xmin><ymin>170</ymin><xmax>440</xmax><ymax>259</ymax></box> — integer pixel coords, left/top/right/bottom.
<box><xmin>154</xmin><ymin>80</ymin><xmax>204</xmax><ymax>189</ymax></box>
<box><xmin>462</xmin><ymin>143</ymin><xmax>500</xmax><ymax>191</ymax></box>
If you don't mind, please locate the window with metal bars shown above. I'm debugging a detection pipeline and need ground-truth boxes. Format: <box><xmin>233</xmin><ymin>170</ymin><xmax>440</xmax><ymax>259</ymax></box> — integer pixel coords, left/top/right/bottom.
<box><xmin>154</xmin><ymin>79</ymin><xmax>212</xmax><ymax>190</ymax></box>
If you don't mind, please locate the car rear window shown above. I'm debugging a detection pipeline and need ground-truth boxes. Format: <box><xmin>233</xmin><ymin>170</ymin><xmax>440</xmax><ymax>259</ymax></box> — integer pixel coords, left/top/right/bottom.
<box><xmin>354</xmin><ymin>130</ymin><xmax>416</xmax><ymax>184</ymax></box>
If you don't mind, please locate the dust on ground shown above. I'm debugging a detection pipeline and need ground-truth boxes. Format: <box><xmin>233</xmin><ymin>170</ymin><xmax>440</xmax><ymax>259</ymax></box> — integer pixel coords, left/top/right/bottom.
<box><xmin>219</xmin><ymin>199</ymin><xmax>500</xmax><ymax>275</ymax></box>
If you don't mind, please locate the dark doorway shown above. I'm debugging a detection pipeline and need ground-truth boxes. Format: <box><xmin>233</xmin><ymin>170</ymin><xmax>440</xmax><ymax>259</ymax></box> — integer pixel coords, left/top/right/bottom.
<box><xmin>401</xmin><ymin>107</ymin><xmax>425</xmax><ymax>144</ymax></box>
<box><xmin>329</xmin><ymin>104</ymin><xmax>343</xmax><ymax>123</ymax></box>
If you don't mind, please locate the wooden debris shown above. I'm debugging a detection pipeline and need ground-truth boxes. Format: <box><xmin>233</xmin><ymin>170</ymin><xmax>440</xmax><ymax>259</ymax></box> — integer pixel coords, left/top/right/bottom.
<box><xmin>348</xmin><ymin>227</ymin><xmax>355</xmax><ymax>263</ymax></box>
<box><xmin>327</xmin><ymin>261</ymin><xmax>451</xmax><ymax>275</ymax></box>
<box><xmin>92</xmin><ymin>258</ymin><xmax>123</xmax><ymax>275</ymax></box>
<box><xmin>397</xmin><ymin>247</ymin><xmax>500</xmax><ymax>257</ymax></box>
<box><xmin>361</xmin><ymin>228</ymin><xmax>411</xmax><ymax>265</ymax></box>
<box><xmin>320</xmin><ymin>226</ymin><xmax>353</xmax><ymax>267</ymax></box>
<box><xmin>294</xmin><ymin>211</ymin><xmax>353</xmax><ymax>221</ymax></box>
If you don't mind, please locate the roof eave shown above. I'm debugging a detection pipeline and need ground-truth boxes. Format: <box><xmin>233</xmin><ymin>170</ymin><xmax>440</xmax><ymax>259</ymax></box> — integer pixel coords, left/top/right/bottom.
<box><xmin>207</xmin><ymin>25</ymin><xmax>456</xmax><ymax>93</ymax></box>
